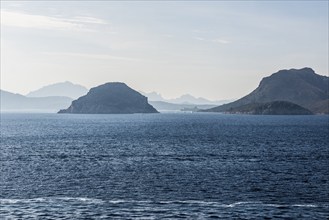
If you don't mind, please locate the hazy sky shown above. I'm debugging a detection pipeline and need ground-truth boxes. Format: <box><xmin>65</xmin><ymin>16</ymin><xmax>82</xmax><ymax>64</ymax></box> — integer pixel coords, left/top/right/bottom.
<box><xmin>1</xmin><ymin>1</ymin><xmax>328</xmax><ymax>100</ymax></box>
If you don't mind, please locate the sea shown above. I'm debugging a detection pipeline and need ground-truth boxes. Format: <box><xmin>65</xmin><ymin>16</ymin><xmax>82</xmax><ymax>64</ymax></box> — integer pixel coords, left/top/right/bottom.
<box><xmin>1</xmin><ymin>113</ymin><xmax>328</xmax><ymax>219</ymax></box>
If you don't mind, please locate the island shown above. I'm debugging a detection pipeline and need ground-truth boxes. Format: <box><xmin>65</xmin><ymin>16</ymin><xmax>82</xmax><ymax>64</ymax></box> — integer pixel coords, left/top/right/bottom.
<box><xmin>58</xmin><ymin>82</ymin><xmax>159</xmax><ymax>114</ymax></box>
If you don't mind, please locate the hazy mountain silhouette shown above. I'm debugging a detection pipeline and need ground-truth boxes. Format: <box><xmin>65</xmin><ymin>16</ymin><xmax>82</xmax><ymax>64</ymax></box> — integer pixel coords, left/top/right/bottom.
<box><xmin>58</xmin><ymin>82</ymin><xmax>158</xmax><ymax>114</ymax></box>
<box><xmin>27</xmin><ymin>81</ymin><xmax>88</xmax><ymax>99</ymax></box>
<box><xmin>168</xmin><ymin>94</ymin><xmax>225</xmax><ymax>105</ymax></box>
<box><xmin>140</xmin><ymin>91</ymin><xmax>166</xmax><ymax>102</ymax></box>
<box><xmin>149</xmin><ymin>101</ymin><xmax>216</xmax><ymax>111</ymax></box>
<box><xmin>1</xmin><ymin>90</ymin><xmax>73</xmax><ymax>112</ymax></box>
<box><xmin>204</xmin><ymin>68</ymin><xmax>329</xmax><ymax>114</ymax></box>
<box><xmin>141</xmin><ymin>91</ymin><xmax>231</xmax><ymax>105</ymax></box>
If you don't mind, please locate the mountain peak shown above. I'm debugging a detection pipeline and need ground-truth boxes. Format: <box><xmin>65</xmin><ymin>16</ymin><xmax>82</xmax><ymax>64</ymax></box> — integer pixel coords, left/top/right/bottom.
<box><xmin>27</xmin><ymin>81</ymin><xmax>88</xmax><ymax>99</ymax></box>
<box><xmin>88</xmin><ymin>82</ymin><xmax>132</xmax><ymax>94</ymax></box>
<box><xmin>101</xmin><ymin>82</ymin><xmax>129</xmax><ymax>87</ymax></box>
<box><xmin>63</xmin><ymin>81</ymin><xmax>76</xmax><ymax>85</ymax></box>
<box><xmin>180</xmin><ymin>94</ymin><xmax>194</xmax><ymax>98</ymax></box>
<box><xmin>274</xmin><ymin>67</ymin><xmax>315</xmax><ymax>76</ymax></box>
<box><xmin>296</xmin><ymin>67</ymin><xmax>314</xmax><ymax>72</ymax></box>
<box><xmin>287</xmin><ymin>67</ymin><xmax>314</xmax><ymax>72</ymax></box>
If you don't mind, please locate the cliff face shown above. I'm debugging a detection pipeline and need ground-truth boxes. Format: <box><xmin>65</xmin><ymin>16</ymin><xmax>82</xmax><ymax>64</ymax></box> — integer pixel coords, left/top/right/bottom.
<box><xmin>205</xmin><ymin>68</ymin><xmax>329</xmax><ymax>114</ymax></box>
<box><xmin>58</xmin><ymin>82</ymin><xmax>158</xmax><ymax>114</ymax></box>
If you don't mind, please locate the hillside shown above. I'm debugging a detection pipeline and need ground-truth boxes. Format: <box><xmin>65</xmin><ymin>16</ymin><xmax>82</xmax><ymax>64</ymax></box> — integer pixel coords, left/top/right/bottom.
<box><xmin>224</xmin><ymin>101</ymin><xmax>313</xmax><ymax>115</ymax></box>
<box><xmin>204</xmin><ymin>68</ymin><xmax>328</xmax><ymax>114</ymax></box>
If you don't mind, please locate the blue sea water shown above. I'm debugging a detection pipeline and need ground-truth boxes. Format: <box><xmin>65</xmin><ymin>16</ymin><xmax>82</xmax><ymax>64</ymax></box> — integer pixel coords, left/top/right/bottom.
<box><xmin>0</xmin><ymin>113</ymin><xmax>328</xmax><ymax>219</ymax></box>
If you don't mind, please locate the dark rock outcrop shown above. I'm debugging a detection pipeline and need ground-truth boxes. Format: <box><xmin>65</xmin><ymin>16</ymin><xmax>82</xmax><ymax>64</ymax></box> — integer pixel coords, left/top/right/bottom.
<box><xmin>204</xmin><ymin>68</ymin><xmax>328</xmax><ymax>114</ymax></box>
<box><xmin>58</xmin><ymin>82</ymin><xmax>158</xmax><ymax>114</ymax></box>
<box><xmin>224</xmin><ymin>101</ymin><xmax>313</xmax><ymax>115</ymax></box>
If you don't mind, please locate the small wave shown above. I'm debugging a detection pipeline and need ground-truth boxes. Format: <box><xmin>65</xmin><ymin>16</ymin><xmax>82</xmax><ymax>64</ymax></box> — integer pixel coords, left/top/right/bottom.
<box><xmin>0</xmin><ymin>197</ymin><xmax>104</xmax><ymax>204</ymax></box>
<box><xmin>157</xmin><ymin>200</ymin><xmax>218</xmax><ymax>205</ymax></box>
<box><xmin>55</xmin><ymin>197</ymin><xmax>104</xmax><ymax>203</ymax></box>
<box><xmin>150</xmin><ymin>200</ymin><xmax>324</xmax><ymax>209</ymax></box>
<box><xmin>222</xmin><ymin>202</ymin><xmax>321</xmax><ymax>208</ymax></box>
<box><xmin>222</xmin><ymin>201</ymin><xmax>261</xmax><ymax>207</ymax></box>
<box><xmin>105</xmin><ymin>200</ymin><xmax>323</xmax><ymax>209</ymax></box>
<box><xmin>1</xmin><ymin>198</ymin><xmax>326</xmax><ymax>219</ymax></box>
<box><xmin>292</xmin><ymin>204</ymin><xmax>318</xmax><ymax>208</ymax></box>
<box><xmin>0</xmin><ymin>198</ymin><xmax>46</xmax><ymax>204</ymax></box>
<box><xmin>107</xmin><ymin>199</ymin><xmax>152</xmax><ymax>204</ymax></box>
<box><xmin>0</xmin><ymin>198</ymin><xmax>323</xmax><ymax>209</ymax></box>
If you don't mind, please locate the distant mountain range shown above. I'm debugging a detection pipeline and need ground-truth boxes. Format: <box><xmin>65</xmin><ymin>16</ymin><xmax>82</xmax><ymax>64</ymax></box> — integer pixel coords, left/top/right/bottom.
<box><xmin>204</xmin><ymin>68</ymin><xmax>329</xmax><ymax>114</ymax></box>
<box><xmin>27</xmin><ymin>81</ymin><xmax>88</xmax><ymax>99</ymax></box>
<box><xmin>1</xmin><ymin>90</ymin><xmax>72</xmax><ymax>112</ymax></box>
<box><xmin>2</xmin><ymin>68</ymin><xmax>328</xmax><ymax>114</ymax></box>
<box><xmin>149</xmin><ymin>101</ymin><xmax>216</xmax><ymax>111</ymax></box>
<box><xmin>141</xmin><ymin>91</ymin><xmax>231</xmax><ymax>105</ymax></box>
<box><xmin>137</xmin><ymin>92</ymin><xmax>230</xmax><ymax>111</ymax></box>
<box><xmin>1</xmin><ymin>81</ymin><xmax>229</xmax><ymax>112</ymax></box>
<box><xmin>1</xmin><ymin>81</ymin><xmax>87</xmax><ymax>112</ymax></box>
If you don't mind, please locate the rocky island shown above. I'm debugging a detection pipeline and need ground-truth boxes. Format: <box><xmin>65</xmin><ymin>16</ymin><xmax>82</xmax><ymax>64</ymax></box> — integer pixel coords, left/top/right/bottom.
<box><xmin>58</xmin><ymin>82</ymin><xmax>158</xmax><ymax>114</ymax></box>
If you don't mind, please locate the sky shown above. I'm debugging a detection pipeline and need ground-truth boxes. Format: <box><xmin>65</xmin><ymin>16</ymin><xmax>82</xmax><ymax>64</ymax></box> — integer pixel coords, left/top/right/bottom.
<box><xmin>1</xmin><ymin>1</ymin><xmax>328</xmax><ymax>100</ymax></box>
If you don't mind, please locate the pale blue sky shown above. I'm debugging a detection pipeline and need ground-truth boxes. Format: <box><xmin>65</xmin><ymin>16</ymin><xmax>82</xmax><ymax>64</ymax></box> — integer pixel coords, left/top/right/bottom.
<box><xmin>1</xmin><ymin>1</ymin><xmax>328</xmax><ymax>100</ymax></box>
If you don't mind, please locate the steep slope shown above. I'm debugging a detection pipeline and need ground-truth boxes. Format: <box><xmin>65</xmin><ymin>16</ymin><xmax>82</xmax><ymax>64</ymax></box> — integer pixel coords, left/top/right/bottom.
<box><xmin>58</xmin><ymin>82</ymin><xmax>158</xmax><ymax>114</ymax></box>
<box><xmin>205</xmin><ymin>68</ymin><xmax>328</xmax><ymax>114</ymax></box>
<box><xmin>27</xmin><ymin>81</ymin><xmax>88</xmax><ymax>99</ymax></box>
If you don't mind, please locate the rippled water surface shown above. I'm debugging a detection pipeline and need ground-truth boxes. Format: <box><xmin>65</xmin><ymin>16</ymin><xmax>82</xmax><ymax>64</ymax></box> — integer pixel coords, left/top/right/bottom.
<box><xmin>1</xmin><ymin>113</ymin><xmax>329</xmax><ymax>219</ymax></box>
